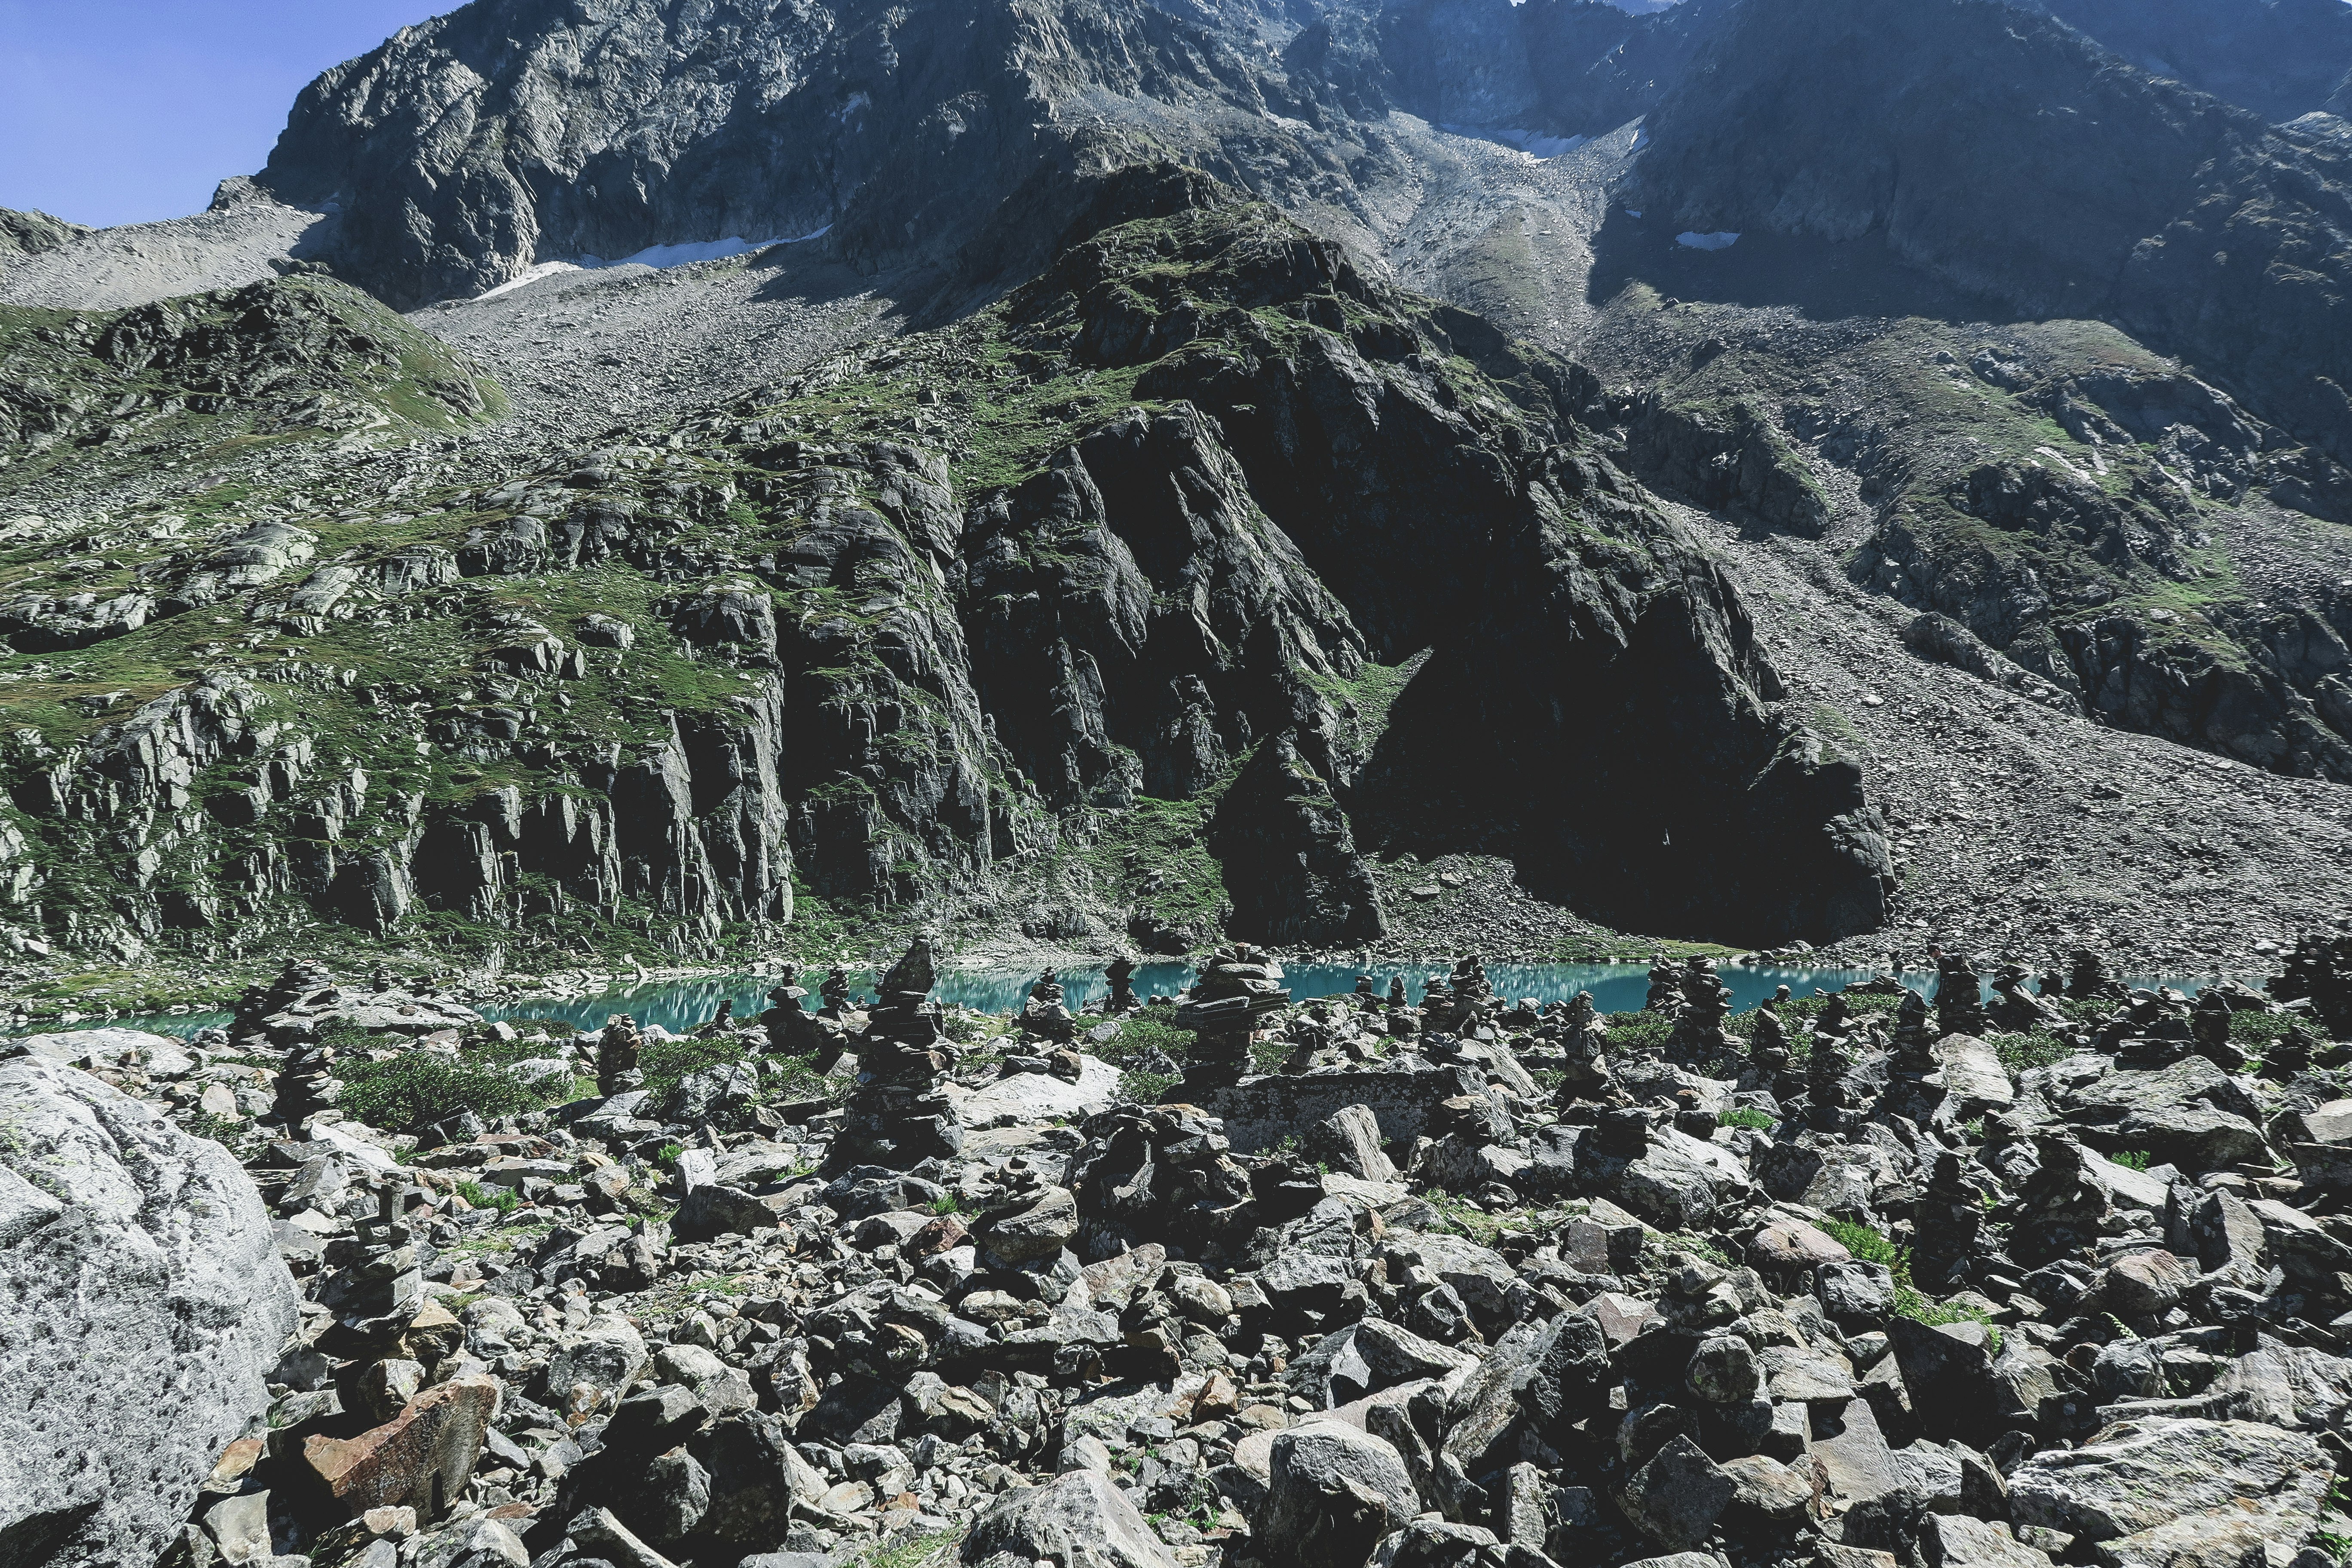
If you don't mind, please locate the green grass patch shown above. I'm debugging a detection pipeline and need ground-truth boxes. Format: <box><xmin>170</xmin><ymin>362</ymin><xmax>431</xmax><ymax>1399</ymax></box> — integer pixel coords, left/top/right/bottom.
<box><xmin>336</xmin><ymin>1053</ymin><xmax>548</xmax><ymax>1132</ymax></box>
<box><xmin>1649</xmin><ymin>1231</ymin><xmax>1733</xmax><ymax>1268</ymax></box>
<box><xmin>1988</xmin><ymin>1030</ymin><xmax>2072</xmax><ymax>1072</ymax></box>
<box><xmin>2230</xmin><ymin>1009</ymin><xmax>2304</xmax><ymax>1061</ymax></box>
<box><xmin>839</xmin><ymin>1526</ymin><xmax>966</xmax><ymax>1568</ymax></box>
<box><xmin>456</xmin><ymin>1179</ymin><xmax>521</xmax><ymax>1216</ymax></box>
<box><xmin>637</xmin><ymin>1035</ymin><xmax>746</xmax><ymax>1100</ymax></box>
<box><xmin>1424</xmin><ymin>1191</ymin><xmax>1510</xmax><ymax>1246</ymax></box>
<box><xmin>1822</xmin><ymin>1219</ymin><xmax>1901</xmax><ymax>1267</ymax></box>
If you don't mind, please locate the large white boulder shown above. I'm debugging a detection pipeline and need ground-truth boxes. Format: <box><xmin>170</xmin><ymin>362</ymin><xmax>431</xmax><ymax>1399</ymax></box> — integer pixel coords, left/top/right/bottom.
<box><xmin>0</xmin><ymin>1054</ymin><xmax>300</xmax><ymax>1568</ymax></box>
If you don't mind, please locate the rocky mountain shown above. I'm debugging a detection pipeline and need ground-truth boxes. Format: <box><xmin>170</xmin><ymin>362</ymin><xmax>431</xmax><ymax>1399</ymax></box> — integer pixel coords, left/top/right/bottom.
<box><xmin>0</xmin><ymin>168</ymin><xmax>1892</xmax><ymax>968</ymax></box>
<box><xmin>11</xmin><ymin>937</ymin><xmax>2352</xmax><ymax>1568</ymax></box>
<box><xmin>0</xmin><ymin>207</ymin><xmax>95</xmax><ymax>259</ymax></box>
<box><xmin>8</xmin><ymin>0</ymin><xmax>2352</xmax><ymax>975</ymax></box>
<box><xmin>254</xmin><ymin>0</ymin><xmax>1320</xmax><ymax>306</ymax></box>
<box><xmin>1604</xmin><ymin>0</ymin><xmax>2352</xmax><ymax>788</ymax></box>
<box><xmin>1631</xmin><ymin>0</ymin><xmax>2352</xmax><ymax>475</ymax></box>
<box><xmin>2022</xmin><ymin>0</ymin><xmax>2352</xmax><ymax>124</ymax></box>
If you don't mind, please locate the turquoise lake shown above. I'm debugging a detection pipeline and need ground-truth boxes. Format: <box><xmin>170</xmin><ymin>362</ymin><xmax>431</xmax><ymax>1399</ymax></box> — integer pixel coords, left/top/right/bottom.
<box><xmin>51</xmin><ymin>960</ymin><xmax>2207</xmax><ymax>1041</ymax></box>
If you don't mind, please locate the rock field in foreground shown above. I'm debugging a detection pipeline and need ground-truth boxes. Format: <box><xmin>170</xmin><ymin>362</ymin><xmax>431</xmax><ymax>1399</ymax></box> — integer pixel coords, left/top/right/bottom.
<box><xmin>6</xmin><ymin>936</ymin><xmax>2352</xmax><ymax>1568</ymax></box>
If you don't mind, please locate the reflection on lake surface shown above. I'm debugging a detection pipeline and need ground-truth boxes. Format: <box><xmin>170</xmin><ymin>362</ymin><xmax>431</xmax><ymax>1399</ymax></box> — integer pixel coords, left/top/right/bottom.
<box><xmin>42</xmin><ymin>960</ymin><xmax>2208</xmax><ymax>1041</ymax></box>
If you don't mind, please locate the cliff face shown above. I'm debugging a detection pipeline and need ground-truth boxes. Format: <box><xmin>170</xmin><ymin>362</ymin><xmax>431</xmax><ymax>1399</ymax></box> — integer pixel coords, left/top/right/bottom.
<box><xmin>251</xmin><ymin>0</ymin><xmax>1732</xmax><ymax>310</ymax></box>
<box><xmin>0</xmin><ymin>208</ymin><xmax>95</xmax><ymax>260</ymax></box>
<box><xmin>1632</xmin><ymin>0</ymin><xmax>2352</xmax><ymax>472</ymax></box>
<box><xmin>2022</xmin><ymin>0</ymin><xmax>2352</xmax><ymax>124</ymax></box>
<box><xmin>0</xmin><ymin>174</ymin><xmax>1891</xmax><ymax>959</ymax></box>
<box><xmin>254</xmin><ymin>0</ymin><xmax>1337</xmax><ymax>306</ymax></box>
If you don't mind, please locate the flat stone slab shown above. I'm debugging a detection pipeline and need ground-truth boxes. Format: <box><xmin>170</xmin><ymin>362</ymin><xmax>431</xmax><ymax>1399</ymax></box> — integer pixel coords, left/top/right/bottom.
<box><xmin>1197</xmin><ymin>1065</ymin><xmax>1493</xmax><ymax>1154</ymax></box>
<box><xmin>13</xmin><ymin>1026</ymin><xmax>188</xmax><ymax>1065</ymax></box>
<box><xmin>952</xmin><ymin>1056</ymin><xmax>1123</xmax><ymax>1127</ymax></box>
<box><xmin>1932</xmin><ymin>1035</ymin><xmax>2015</xmax><ymax>1111</ymax></box>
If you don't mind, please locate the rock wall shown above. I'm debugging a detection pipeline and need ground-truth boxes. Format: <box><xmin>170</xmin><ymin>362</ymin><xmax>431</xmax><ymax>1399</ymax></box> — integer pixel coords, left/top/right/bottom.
<box><xmin>0</xmin><ymin>178</ymin><xmax>1893</xmax><ymax>956</ymax></box>
<box><xmin>0</xmin><ymin>1054</ymin><xmax>299</xmax><ymax>1568</ymax></box>
<box><xmin>1632</xmin><ymin>0</ymin><xmax>2352</xmax><ymax>472</ymax></box>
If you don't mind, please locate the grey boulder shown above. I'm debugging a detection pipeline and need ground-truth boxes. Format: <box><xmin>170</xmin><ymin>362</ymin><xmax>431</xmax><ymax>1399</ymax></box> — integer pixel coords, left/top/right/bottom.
<box><xmin>961</xmin><ymin>1467</ymin><xmax>1177</xmax><ymax>1568</ymax></box>
<box><xmin>1305</xmin><ymin>1104</ymin><xmax>1398</xmax><ymax>1182</ymax></box>
<box><xmin>0</xmin><ymin>1055</ymin><xmax>300</xmax><ymax>1568</ymax></box>
<box><xmin>2009</xmin><ymin>1417</ymin><xmax>2333</xmax><ymax>1555</ymax></box>
<box><xmin>1261</xmin><ymin>1421</ymin><xmax>1425</xmax><ymax>1568</ymax></box>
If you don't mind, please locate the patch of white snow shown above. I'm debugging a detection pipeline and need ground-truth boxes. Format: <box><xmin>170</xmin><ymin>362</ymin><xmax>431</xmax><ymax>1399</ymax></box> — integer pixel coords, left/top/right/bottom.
<box><xmin>1676</xmin><ymin>231</ymin><xmax>1741</xmax><ymax>251</ymax></box>
<box><xmin>479</xmin><ymin>227</ymin><xmax>833</xmax><ymax>300</ymax></box>
<box><xmin>478</xmin><ymin>260</ymin><xmax>586</xmax><ymax>301</ymax></box>
<box><xmin>1435</xmin><ymin>123</ymin><xmax>1588</xmax><ymax>160</ymax></box>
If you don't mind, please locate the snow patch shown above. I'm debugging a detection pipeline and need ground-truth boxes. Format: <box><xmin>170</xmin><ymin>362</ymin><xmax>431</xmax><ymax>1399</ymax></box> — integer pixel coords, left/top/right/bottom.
<box><xmin>1676</xmin><ymin>230</ymin><xmax>1741</xmax><ymax>251</ymax></box>
<box><xmin>580</xmin><ymin>231</ymin><xmax>826</xmax><ymax>269</ymax></box>
<box><xmin>478</xmin><ymin>261</ymin><xmax>584</xmax><ymax>301</ymax></box>
<box><xmin>1436</xmin><ymin>123</ymin><xmax>1588</xmax><ymax>160</ymax></box>
<box><xmin>477</xmin><ymin>227</ymin><xmax>833</xmax><ymax>300</ymax></box>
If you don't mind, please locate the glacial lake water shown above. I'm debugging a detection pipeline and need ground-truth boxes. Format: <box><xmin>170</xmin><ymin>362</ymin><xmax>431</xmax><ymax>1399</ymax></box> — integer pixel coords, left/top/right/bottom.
<box><xmin>43</xmin><ymin>961</ymin><xmax>2210</xmax><ymax>1041</ymax></box>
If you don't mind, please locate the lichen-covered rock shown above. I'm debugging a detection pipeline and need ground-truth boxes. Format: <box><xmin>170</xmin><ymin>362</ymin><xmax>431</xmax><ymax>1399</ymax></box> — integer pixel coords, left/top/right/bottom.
<box><xmin>962</xmin><ymin>1467</ymin><xmax>1177</xmax><ymax>1568</ymax></box>
<box><xmin>2009</xmin><ymin>1417</ymin><xmax>2333</xmax><ymax>1545</ymax></box>
<box><xmin>0</xmin><ymin>1054</ymin><xmax>299</xmax><ymax>1568</ymax></box>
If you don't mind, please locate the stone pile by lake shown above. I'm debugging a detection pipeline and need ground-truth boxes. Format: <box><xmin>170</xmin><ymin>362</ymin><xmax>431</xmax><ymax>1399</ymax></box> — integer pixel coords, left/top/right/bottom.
<box><xmin>5</xmin><ymin>936</ymin><xmax>2352</xmax><ymax>1568</ymax></box>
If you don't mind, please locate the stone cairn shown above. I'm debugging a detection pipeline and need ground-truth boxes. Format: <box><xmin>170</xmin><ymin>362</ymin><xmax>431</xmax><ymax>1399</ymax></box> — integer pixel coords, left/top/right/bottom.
<box><xmin>1748</xmin><ymin>987</ymin><xmax>1795</xmax><ymax>1094</ymax></box>
<box><xmin>832</xmin><ymin>935</ymin><xmax>962</xmax><ymax>1170</ymax></box>
<box><xmin>318</xmin><ymin>1179</ymin><xmax>425</xmax><ymax>1354</ymax></box>
<box><xmin>1020</xmin><ymin>968</ymin><xmax>1078</xmax><ymax>1043</ymax></box>
<box><xmin>1667</xmin><ymin>955</ymin><xmax>1737</xmax><ymax>1067</ymax></box>
<box><xmin>819</xmin><ymin>965</ymin><xmax>853</xmax><ymax>1017</ymax></box>
<box><xmin>1104</xmin><ymin>956</ymin><xmax>1141</xmax><ymax>1015</ymax></box>
<box><xmin>2066</xmin><ymin>946</ymin><xmax>2117</xmax><ymax>1001</ymax></box>
<box><xmin>1891</xmin><ymin>988</ymin><xmax>1936</xmax><ymax>1077</ymax></box>
<box><xmin>2191</xmin><ymin>986</ymin><xmax>2238</xmax><ymax>1067</ymax></box>
<box><xmin>763</xmin><ymin>962</ymin><xmax>854</xmax><ymax>1069</ymax></box>
<box><xmin>1451</xmin><ymin>955</ymin><xmax>1496</xmax><ymax>1020</ymax></box>
<box><xmin>760</xmin><ymin>965</ymin><xmax>808</xmax><ymax>1042</ymax></box>
<box><xmin>596</xmin><ymin>1014</ymin><xmax>645</xmax><ymax>1097</ymax></box>
<box><xmin>1555</xmin><ymin>990</ymin><xmax>1619</xmax><ymax>1104</ymax></box>
<box><xmin>274</xmin><ymin>1015</ymin><xmax>346</xmax><ymax>1129</ymax></box>
<box><xmin>234</xmin><ymin>956</ymin><xmax>337</xmax><ymax>1041</ymax></box>
<box><xmin>1379</xmin><ymin>974</ymin><xmax>1415</xmax><ymax>1036</ymax></box>
<box><xmin>1909</xmin><ymin>1149</ymin><xmax>1988</xmax><ymax>1291</ymax></box>
<box><xmin>1645</xmin><ymin>953</ymin><xmax>1681</xmax><ymax>1013</ymax></box>
<box><xmin>2271</xmin><ymin>934</ymin><xmax>2352</xmax><ymax>1039</ymax></box>
<box><xmin>1988</xmin><ymin>962</ymin><xmax>2060</xmax><ymax>1032</ymax></box>
<box><xmin>1419</xmin><ymin>971</ymin><xmax>1460</xmax><ymax>1033</ymax></box>
<box><xmin>837</xmin><ymin>940</ymin><xmax>964</xmax><ymax>1170</ymax></box>
<box><xmin>1934</xmin><ymin>949</ymin><xmax>1987</xmax><ymax>1038</ymax></box>
<box><xmin>1175</xmin><ymin>943</ymin><xmax>1290</xmax><ymax>1090</ymax></box>
<box><xmin>1806</xmin><ymin>996</ymin><xmax>1859</xmax><ymax>1131</ymax></box>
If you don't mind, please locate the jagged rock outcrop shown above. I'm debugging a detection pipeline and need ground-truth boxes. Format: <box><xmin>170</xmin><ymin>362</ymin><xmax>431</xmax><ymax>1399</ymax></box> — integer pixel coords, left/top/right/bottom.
<box><xmin>0</xmin><ymin>207</ymin><xmax>93</xmax><ymax>259</ymax></box>
<box><xmin>963</xmin><ymin>404</ymin><xmax>1367</xmax><ymax>810</ymax></box>
<box><xmin>1634</xmin><ymin>0</ymin><xmax>2352</xmax><ymax>472</ymax></box>
<box><xmin>1623</xmin><ymin>397</ymin><xmax>1829</xmax><ymax>537</ymax></box>
<box><xmin>0</xmin><ymin>1053</ymin><xmax>300</xmax><ymax>1568</ymax></box>
<box><xmin>0</xmin><ymin>274</ymin><xmax>499</xmax><ymax>469</ymax></box>
<box><xmin>0</xmin><ymin>174</ymin><xmax>1894</xmax><ymax>956</ymax></box>
<box><xmin>1210</xmin><ymin>731</ymin><xmax>1387</xmax><ymax>946</ymax></box>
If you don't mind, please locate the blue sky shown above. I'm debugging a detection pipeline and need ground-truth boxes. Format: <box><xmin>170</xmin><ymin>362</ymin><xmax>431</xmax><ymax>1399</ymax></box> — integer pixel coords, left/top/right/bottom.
<box><xmin>0</xmin><ymin>1</ymin><xmax>445</xmax><ymax>229</ymax></box>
